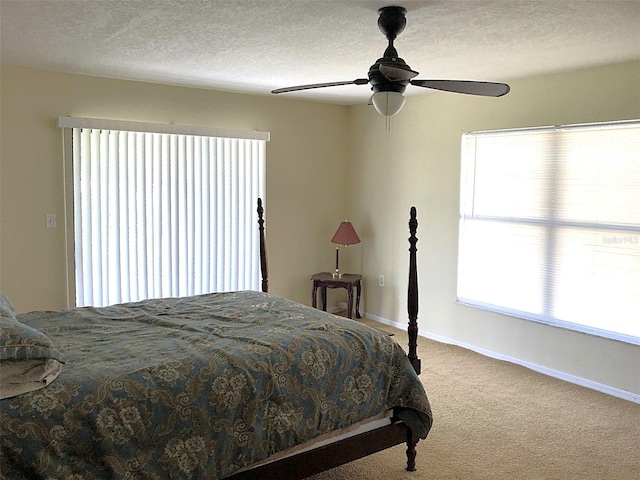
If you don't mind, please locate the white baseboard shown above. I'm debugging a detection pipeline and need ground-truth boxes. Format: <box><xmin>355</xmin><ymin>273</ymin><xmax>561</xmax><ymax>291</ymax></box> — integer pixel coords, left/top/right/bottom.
<box><xmin>366</xmin><ymin>313</ymin><xmax>640</xmax><ymax>404</ymax></box>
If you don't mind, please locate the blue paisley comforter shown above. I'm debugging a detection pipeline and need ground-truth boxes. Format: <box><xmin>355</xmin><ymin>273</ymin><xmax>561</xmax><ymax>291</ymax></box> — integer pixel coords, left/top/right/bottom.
<box><xmin>0</xmin><ymin>291</ymin><xmax>432</xmax><ymax>479</ymax></box>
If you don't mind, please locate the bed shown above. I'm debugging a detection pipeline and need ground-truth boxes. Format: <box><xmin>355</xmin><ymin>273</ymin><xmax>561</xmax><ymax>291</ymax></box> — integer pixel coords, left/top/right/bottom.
<box><xmin>0</xmin><ymin>200</ymin><xmax>432</xmax><ymax>479</ymax></box>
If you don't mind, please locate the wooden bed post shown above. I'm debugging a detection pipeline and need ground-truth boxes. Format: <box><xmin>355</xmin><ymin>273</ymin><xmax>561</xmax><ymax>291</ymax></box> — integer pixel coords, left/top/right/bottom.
<box><xmin>405</xmin><ymin>206</ymin><xmax>421</xmax><ymax>472</ymax></box>
<box><xmin>257</xmin><ymin>198</ymin><xmax>269</xmax><ymax>293</ymax></box>
<box><xmin>406</xmin><ymin>430</ymin><xmax>418</xmax><ymax>472</ymax></box>
<box><xmin>407</xmin><ymin>206</ymin><xmax>421</xmax><ymax>375</ymax></box>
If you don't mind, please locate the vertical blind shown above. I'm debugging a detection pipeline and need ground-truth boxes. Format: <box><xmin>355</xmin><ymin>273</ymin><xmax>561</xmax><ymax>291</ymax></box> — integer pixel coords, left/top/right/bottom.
<box><xmin>66</xmin><ymin>123</ymin><xmax>267</xmax><ymax>307</ymax></box>
<box><xmin>457</xmin><ymin>121</ymin><xmax>640</xmax><ymax>343</ymax></box>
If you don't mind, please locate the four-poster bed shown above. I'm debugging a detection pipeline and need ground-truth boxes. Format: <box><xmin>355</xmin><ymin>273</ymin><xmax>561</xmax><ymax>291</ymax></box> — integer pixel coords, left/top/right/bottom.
<box><xmin>0</xmin><ymin>200</ymin><xmax>431</xmax><ymax>479</ymax></box>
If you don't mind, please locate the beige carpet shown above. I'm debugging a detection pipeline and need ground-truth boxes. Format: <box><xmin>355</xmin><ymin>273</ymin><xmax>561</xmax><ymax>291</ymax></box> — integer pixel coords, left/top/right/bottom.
<box><xmin>309</xmin><ymin>318</ymin><xmax>640</xmax><ymax>480</ymax></box>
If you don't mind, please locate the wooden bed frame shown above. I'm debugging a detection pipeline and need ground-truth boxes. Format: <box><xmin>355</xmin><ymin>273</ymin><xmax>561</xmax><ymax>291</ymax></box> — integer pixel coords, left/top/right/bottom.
<box><xmin>228</xmin><ymin>201</ymin><xmax>423</xmax><ymax>479</ymax></box>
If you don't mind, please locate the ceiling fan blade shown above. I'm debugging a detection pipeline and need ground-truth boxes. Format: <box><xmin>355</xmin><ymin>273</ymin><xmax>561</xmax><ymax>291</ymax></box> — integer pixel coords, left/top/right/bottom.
<box><xmin>272</xmin><ymin>79</ymin><xmax>369</xmax><ymax>94</ymax></box>
<box><xmin>410</xmin><ymin>79</ymin><xmax>510</xmax><ymax>97</ymax></box>
<box><xmin>379</xmin><ymin>64</ymin><xmax>419</xmax><ymax>81</ymax></box>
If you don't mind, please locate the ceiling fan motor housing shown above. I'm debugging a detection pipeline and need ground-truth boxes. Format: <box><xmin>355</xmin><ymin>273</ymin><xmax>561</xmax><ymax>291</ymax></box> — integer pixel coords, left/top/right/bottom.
<box><xmin>369</xmin><ymin>60</ymin><xmax>409</xmax><ymax>94</ymax></box>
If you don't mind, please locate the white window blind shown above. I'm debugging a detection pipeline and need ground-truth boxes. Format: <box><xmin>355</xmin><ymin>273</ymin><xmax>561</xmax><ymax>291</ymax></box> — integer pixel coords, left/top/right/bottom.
<box><xmin>458</xmin><ymin>120</ymin><xmax>640</xmax><ymax>344</ymax></box>
<box><xmin>61</xmin><ymin>119</ymin><xmax>267</xmax><ymax>307</ymax></box>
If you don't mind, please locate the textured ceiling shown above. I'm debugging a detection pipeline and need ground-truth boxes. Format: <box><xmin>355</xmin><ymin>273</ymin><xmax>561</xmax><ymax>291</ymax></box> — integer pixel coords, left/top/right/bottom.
<box><xmin>1</xmin><ymin>0</ymin><xmax>639</xmax><ymax>105</ymax></box>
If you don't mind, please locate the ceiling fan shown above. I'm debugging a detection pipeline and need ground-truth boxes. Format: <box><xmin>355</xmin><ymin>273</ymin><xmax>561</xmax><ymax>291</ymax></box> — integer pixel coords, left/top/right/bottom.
<box><xmin>272</xmin><ymin>6</ymin><xmax>510</xmax><ymax>117</ymax></box>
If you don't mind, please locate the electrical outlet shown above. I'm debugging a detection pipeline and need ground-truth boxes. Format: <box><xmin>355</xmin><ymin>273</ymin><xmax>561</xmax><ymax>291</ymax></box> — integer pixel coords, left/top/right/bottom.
<box><xmin>379</xmin><ymin>274</ymin><xmax>384</xmax><ymax>287</ymax></box>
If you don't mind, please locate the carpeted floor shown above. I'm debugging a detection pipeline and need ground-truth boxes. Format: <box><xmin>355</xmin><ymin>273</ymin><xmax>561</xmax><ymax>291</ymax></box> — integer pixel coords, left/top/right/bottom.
<box><xmin>309</xmin><ymin>318</ymin><xmax>640</xmax><ymax>480</ymax></box>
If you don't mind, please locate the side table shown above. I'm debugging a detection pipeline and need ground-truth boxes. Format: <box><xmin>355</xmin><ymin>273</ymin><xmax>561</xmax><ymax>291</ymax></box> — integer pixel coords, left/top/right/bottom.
<box><xmin>311</xmin><ymin>272</ymin><xmax>362</xmax><ymax>319</ymax></box>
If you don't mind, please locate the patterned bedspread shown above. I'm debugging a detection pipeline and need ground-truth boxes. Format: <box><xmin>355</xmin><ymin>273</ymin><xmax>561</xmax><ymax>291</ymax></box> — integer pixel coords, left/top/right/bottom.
<box><xmin>0</xmin><ymin>291</ymin><xmax>432</xmax><ymax>479</ymax></box>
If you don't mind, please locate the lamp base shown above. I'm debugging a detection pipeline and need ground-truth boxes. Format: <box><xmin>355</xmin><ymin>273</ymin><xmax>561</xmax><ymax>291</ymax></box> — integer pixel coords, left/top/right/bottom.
<box><xmin>332</xmin><ymin>270</ymin><xmax>343</xmax><ymax>279</ymax></box>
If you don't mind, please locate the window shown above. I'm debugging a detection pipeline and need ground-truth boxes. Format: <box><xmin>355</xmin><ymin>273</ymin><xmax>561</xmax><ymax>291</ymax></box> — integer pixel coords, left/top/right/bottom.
<box><xmin>60</xmin><ymin>117</ymin><xmax>268</xmax><ymax>307</ymax></box>
<box><xmin>457</xmin><ymin>120</ymin><xmax>640</xmax><ymax>344</ymax></box>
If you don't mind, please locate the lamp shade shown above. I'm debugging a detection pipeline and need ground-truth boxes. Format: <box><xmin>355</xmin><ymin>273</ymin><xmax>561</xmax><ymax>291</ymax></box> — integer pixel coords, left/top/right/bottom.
<box><xmin>371</xmin><ymin>91</ymin><xmax>405</xmax><ymax>117</ymax></box>
<box><xmin>331</xmin><ymin>221</ymin><xmax>361</xmax><ymax>246</ymax></box>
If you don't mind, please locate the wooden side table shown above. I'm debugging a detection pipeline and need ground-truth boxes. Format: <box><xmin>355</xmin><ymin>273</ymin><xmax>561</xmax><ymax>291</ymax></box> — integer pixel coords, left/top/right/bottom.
<box><xmin>311</xmin><ymin>272</ymin><xmax>362</xmax><ymax>319</ymax></box>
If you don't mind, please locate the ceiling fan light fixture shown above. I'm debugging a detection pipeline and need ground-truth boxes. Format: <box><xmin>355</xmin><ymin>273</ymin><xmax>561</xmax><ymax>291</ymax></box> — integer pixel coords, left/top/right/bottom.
<box><xmin>371</xmin><ymin>91</ymin><xmax>405</xmax><ymax>117</ymax></box>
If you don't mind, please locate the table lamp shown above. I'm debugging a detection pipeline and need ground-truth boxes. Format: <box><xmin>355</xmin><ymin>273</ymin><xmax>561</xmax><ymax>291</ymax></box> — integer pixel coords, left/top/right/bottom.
<box><xmin>331</xmin><ymin>221</ymin><xmax>361</xmax><ymax>278</ymax></box>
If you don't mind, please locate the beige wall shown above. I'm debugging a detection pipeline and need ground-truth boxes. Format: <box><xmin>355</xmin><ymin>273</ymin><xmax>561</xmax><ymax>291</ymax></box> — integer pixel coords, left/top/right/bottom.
<box><xmin>348</xmin><ymin>60</ymin><xmax>640</xmax><ymax>397</ymax></box>
<box><xmin>0</xmin><ymin>65</ymin><xmax>351</xmax><ymax>311</ymax></box>
<box><xmin>2</xmin><ymin>61</ymin><xmax>639</xmax><ymax>397</ymax></box>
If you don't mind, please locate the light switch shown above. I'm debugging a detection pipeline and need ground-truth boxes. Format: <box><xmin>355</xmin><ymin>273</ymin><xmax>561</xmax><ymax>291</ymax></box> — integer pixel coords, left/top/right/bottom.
<box><xmin>46</xmin><ymin>214</ymin><xmax>56</xmax><ymax>228</ymax></box>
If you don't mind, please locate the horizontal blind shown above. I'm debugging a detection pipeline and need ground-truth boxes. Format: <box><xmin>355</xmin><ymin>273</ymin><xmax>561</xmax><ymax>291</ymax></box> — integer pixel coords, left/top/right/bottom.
<box><xmin>458</xmin><ymin>121</ymin><xmax>640</xmax><ymax>343</ymax></box>
<box><xmin>71</xmin><ymin>127</ymin><xmax>266</xmax><ymax>307</ymax></box>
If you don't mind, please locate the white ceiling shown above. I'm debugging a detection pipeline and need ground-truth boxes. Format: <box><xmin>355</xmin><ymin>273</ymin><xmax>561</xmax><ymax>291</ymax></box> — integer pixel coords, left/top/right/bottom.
<box><xmin>1</xmin><ymin>0</ymin><xmax>639</xmax><ymax>105</ymax></box>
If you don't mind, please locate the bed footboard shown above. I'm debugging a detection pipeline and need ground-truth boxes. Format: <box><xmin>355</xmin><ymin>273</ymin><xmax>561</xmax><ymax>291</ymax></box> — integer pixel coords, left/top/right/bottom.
<box><xmin>226</xmin><ymin>422</ymin><xmax>415</xmax><ymax>480</ymax></box>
